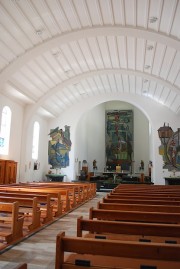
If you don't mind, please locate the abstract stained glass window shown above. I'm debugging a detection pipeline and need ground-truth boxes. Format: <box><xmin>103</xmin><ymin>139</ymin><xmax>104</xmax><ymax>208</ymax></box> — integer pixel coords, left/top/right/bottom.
<box><xmin>105</xmin><ymin>110</ymin><xmax>133</xmax><ymax>171</ymax></box>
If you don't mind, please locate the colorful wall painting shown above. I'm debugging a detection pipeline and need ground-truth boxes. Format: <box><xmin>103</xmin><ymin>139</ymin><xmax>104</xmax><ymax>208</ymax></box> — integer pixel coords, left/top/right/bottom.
<box><xmin>105</xmin><ymin>110</ymin><xmax>133</xmax><ymax>170</ymax></box>
<box><xmin>159</xmin><ymin>128</ymin><xmax>180</xmax><ymax>171</ymax></box>
<box><xmin>48</xmin><ymin>126</ymin><xmax>72</xmax><ymax>169</ymax></box>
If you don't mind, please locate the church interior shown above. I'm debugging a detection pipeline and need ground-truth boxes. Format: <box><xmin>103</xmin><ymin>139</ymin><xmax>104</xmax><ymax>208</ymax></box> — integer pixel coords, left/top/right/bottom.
<box><xmin>0</xmin><ymin>0</ymin><xmax>180</xmax><ymax>268</ymax></box>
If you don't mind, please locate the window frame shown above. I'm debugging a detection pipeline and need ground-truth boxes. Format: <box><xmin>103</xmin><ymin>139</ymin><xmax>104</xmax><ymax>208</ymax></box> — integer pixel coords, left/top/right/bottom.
<box><xmin>32</xmin><ymin>121</ymin><xmax>40</xmax><ymax>160</ymax></box>
<box><xmin>0</xmin><ymin>106</ymin><xmax>12</xmax><ymax>155</ymax></box>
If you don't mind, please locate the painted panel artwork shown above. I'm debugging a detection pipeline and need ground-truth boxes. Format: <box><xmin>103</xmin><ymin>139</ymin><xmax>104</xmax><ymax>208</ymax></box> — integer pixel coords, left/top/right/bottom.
<box><xmin>0</xmin><ymin>137</ymin><xmax>4</xmax><ymax>148</ymax></box>
<box><xmin>48</xmin><ymin>126</ymin><xmax>72</xmax><ymax>169</ymax></box>
<box><xmin>105</xmin><ymin>110</ymin><xmax>133</xmax><ymax>170</ymax></box>
<box><xmin>159</xmin><ymin>128</ymin><xmax>180</xmax><ymax>171</ymax></box>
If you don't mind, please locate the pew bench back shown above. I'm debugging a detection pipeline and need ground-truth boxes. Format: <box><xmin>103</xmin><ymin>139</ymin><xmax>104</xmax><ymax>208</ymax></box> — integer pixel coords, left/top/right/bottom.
<box><xmin>0</xmin><ymin>196</ymin><xmax>42</xmax><ymax>232</ymax></box>
<box><xmin>98</xmin><ymin>201</ymin><xmax>180</xmax><ymax>213</ymax></box>
<box><xmin>55</xmin><ymin>231</ymin><xmax>180</xmax><ymax>269</ymax></box>
<box><xmin>89</xmin><ymin>207</ymin><xmax>180</xmax><ymax>223</ymax></box>
<box><xmin>0</xmin><ymin>202</ymin><xmax>24</xmax><ymax>244</ymax></box>
<box><xmin>77</xmin><ymin>216</ymin><xmax>180</xmax><ymax>243</ymax></box>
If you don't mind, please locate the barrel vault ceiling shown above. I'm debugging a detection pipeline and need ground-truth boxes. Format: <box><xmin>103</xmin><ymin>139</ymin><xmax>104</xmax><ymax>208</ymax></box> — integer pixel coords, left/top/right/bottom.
<box><xmin>0</xmin><ymin>0</ymin><xmax>180</xmax><ymax>119</ymax></box>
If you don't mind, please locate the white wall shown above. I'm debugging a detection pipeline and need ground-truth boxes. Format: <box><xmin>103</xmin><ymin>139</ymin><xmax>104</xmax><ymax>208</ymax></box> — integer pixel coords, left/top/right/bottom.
<box><xmin>82</xmin><ymin>101</ymin><xmax>150</xmax><ymax>174</ymax></box>
<box><xmin>1</xmin><ymin>91</ymin><xmax>180</xmax><ymax>185</ymax></box>
<box><xmin>0</xmin><ymin>93</ymin><xmax>23</xmax><ymax>179</ymax></box>
<box><xmin>19</xmin><ymin>114</ymin><xmax>48</xmax><ymax>183</ymax></box>
<box><xmin>133</xmin><ymin>106</ymin><xmax>149</xmax><ymax>173</ymax></box>
<box><xmin>48</xmin><ymin>93</ymin><xmax>180</xmax><ymax>184</ymax></box>
<box><xmin>87</xmin><ymin>104</ymin><xmax>106</xmax><ymax>172</ymax></box>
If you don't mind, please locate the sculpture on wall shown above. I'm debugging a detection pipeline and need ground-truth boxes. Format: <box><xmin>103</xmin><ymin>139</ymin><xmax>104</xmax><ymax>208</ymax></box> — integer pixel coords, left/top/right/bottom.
<box><xmin>48</xmin><ymin>126</ymin><xmax>72</xmax><ymax>169</ymax></box>
<box><xmin>158</xmin><ymin>124</ymin><xmax>180</xmax><ymax>171</ymax></box>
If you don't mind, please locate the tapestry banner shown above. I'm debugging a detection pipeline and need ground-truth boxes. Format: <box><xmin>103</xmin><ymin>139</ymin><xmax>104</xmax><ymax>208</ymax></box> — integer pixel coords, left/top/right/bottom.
<box><xmin>105</xmin><ymin>110</ymin><xmax>133</xmax><ymax>170</ymax></box>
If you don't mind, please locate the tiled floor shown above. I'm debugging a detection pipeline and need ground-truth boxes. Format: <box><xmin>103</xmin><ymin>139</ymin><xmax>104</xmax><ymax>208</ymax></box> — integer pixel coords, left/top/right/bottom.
<box><xmin>0</xmin><ymin>192</ymin><xmax>106</xmax><ymax>269</ymax></box>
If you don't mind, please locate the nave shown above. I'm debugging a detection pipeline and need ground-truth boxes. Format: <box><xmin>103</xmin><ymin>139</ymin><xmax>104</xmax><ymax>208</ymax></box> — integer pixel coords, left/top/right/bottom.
<box><xmin>0</xmin><ymin>192</ymin><xmax>106</xmax><ymax>269</ymax></box>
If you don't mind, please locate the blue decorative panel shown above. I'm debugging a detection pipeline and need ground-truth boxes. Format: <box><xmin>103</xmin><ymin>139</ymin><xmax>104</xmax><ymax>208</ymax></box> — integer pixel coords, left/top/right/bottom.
<box><xmin>48</xmin><ymin>126</ymin><xmax>72</xmax><ymax>169</ymax></box>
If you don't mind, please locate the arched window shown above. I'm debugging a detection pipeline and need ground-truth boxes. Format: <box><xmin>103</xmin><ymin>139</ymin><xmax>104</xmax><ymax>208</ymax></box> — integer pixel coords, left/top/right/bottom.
<box><xmin>0</xmin><ymin>106</ymin><xmax>12</xmax><ymax>155</ymax></box>
<box><xmin>32</xmin><ymin>121</ymin><xmax>40</xmax><ymax>160</ymax></box>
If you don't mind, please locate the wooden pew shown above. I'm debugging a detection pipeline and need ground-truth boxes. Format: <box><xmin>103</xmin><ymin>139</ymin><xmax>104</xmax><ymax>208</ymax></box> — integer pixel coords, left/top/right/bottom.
<box><xmin>0</xmin><ymin>187</ymin><xmax>71</xmax><ymax>212</ymax></box>
<box><xmin>113</xmin><ymin>185</ymin><xmax>180</xmax><ymax>191</ymax></box>
<box><xmin>114</xmin><ymin>184</ymin><xmax>180</xmax><ymax>191</ymax></box>
<box><xmin>55</xmin><ymin>231</ymin><xmax>180</xmax><ymax>269</ymax></box>
<box><xmin>108</xmin><ymin>192</ymin><xmax>180</xmax><ymax>200</ymax></box>
<box><xmin>89</xmin><ymin>207</ymin><xmax>180</xmax><ymax>224</ymax></box>
<box><xmin>112</xmin><ymin>186</ymin><xmax>180</xmax><ymax>194</ymax></box>
<box><xmin>0</xmin><ymin>191</ymin><xmax>62</xmax><ymax>218</ymax></box>
<box><xmin>77</xmin><ymin>216</ymin><xmax>180</xmax><ymax>243</ymax></box>
<box><xmin>112</xmin><ymin>190</ymin><xmax>180</xmax><ymax>196</ymax></box>
<box><xmin>4</xmin><ymin>182</ymin><xmax>97</xmax><ymax>201</ymax></box>
<box><xmin>0</xmin><ymin>196</ymin><xmax>41</xmax><ymax>232</ymax></box>
<box><xmin>98</xmin><ymin>201</ymin><xmax>180</xmax><ymax>213</ymax></box>
<box><xmin>6</xmin><ymin>182</ymin><xmax>96</xmax><ymax>203</ymax></box>
<box><xmin>0</xmin><ymin>202</ymin><xmax>24</xmax><ymax>244</ymax></box>
<box><xmin>30</xmin><ymin>185</ymin><xmax>77</xmax><ymax>208</ymax></box>
<box><xmin>4</xmin><ymin>193</ymin><xmax>54</xmax><ymax>223</ymax></box>
<box><xmin>103</xmin><ymin>196</ymin><xmax>180</xmax><ymax>206</ymax></box>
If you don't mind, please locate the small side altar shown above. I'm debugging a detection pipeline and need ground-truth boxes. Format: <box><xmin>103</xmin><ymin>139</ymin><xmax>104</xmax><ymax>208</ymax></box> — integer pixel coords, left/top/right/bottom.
<box><xmin>46</xmin><ymin>174</ymin><xmax>66</xmax><ymax>182</ymax></box>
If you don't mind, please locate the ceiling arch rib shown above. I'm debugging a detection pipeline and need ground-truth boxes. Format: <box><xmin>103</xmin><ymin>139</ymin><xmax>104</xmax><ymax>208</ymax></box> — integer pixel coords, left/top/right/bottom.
<box><xmin>26</xmin><ymin>69</ymin><xmax>180</xmax><ymax>119</ymax></box>
<box><xmin>0</xmin><ymin>26</ymin><xmax>180</xmax><ymax>85</ymax></box>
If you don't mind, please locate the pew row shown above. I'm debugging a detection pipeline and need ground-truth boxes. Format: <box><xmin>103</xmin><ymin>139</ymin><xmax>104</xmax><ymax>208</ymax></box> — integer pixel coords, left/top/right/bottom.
<box><xmin>89</xmin><ymin>207</ymin><xmax>180</xmax><ymax>223</ymax></box>
<box><xmin>0</xmin><ymin>202</ymin><xmax>24</xmax><ymax>245</ymax></box>
<box><xmin>77</xmin><ymin>216</ymin><xmax>180</xmax><ymax>243</ymax></box>
<box><xmin>0</xmin><ymin>191</ymin><xmax>59</xmax><ymax>218</ymax></box>
<box><xmin>55</xmin><ymin>231</ymin><xmax>180</xmax><ymax>269</ymax></box>
<box><xmin>19</xmin><ymin>182</ymin><xmax>97</xmax><ymax>201</ymax></box>
<box><xmin>114</xmin><ymin>184</ymin><xmax>180</xmax><ymax>191</ymax></box>
<box><xmin>107</xmin><ymin>192</ymin><xmax>180</xmax><ymax>200</ymax></box>
<box><xmin>0</xmin><ymin>191</ymin><xmax>63</xmax><ymax>218</ymax></box>
<box><xmin>0</xmin><ymin>182</ymin><xmax>96</xmax><ymax>205</ymax></box>
<box><xmin>110</xmin><ymin>188</ymin><xmax>180</xmax><ymax>196</ymax></box>
<box><xmin>98</xmin><ymin>201</ymin><xmax>180</xmax><ymax>213</ymax></box>
<box><xmin>0</xmin><ymin>196</ymin><xmax>41</xmax><ymax>232</ymax></box>
<box><xmin>0</xmin><ymin>187</ymin><xmax>70</xmax><ymax>213</ymax></box>
<box><xmin>103</xmin><ymin>196</ymin><xmax>180</xmax><ymax>206</ymax></box>
<box><xmin>0</xmin><ymin>186</ymin><xmax>88</xmax><ymax>212</ymax></box>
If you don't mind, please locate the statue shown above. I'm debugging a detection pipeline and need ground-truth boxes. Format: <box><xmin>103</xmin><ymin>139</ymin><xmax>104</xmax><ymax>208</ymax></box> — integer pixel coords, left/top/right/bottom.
<box><xmin>139</xmin><ymin>160</ymin><xmax>144</xmax><ymax>171</ymax></box>
<box><xmin>93</xmin><ymin>160</ymin><xmax>97</xmax><ymax>170</ymax></box>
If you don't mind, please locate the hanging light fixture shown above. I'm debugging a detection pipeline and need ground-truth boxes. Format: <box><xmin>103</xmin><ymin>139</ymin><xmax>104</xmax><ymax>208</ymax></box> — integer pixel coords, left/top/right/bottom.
<box><xmin>158</xmin><ymin>123</ymin><xmax>173</xmax><ymax>145</ymax></box>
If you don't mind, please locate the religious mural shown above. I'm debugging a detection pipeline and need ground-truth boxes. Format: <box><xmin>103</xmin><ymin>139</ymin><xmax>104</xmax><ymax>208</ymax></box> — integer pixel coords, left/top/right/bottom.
<box><xmin>159</xmin><ymin>128</ymin><xmax>180</xmax><ymax>171</ymax></box>
<box><xmin>105</xmin><ymin>110</ymin><xmax>133</xmax><ymax>170</ymax></box>
<box><xmin>48</xmin><ymin>126</ymin><xmax>72</xmax><ymax>169</ymax></box>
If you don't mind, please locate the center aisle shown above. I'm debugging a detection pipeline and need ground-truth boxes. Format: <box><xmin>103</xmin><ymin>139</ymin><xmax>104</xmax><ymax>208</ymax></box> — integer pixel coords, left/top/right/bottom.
<box><xmin>0</xmin><ymin>192</ymin><xmax>106</xmax><ymax>269</ymax></box>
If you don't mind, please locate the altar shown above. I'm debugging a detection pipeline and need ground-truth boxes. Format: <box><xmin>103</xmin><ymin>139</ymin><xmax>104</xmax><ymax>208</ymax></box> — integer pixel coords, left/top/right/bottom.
<box><xmin>46</xmin><ymin>174</ymin><xmax>66</xmax><ymax>182</ymax></box>
<box><xmin>164</xmin><ymin>177</ymin><xmax>180</xmax><ymax>185</ymax></box>
<box><xmin>103</xmin><ymin>171</ymin><xmax>129</xmax><ymax>182</ymax></box>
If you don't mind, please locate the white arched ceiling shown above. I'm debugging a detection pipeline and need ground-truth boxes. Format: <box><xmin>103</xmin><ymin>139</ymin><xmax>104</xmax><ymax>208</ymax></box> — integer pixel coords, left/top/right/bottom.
<box><xmin>0</xmin><ymin>0</ymin><xmax>180</xmax><ymax>118</ymax></box>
